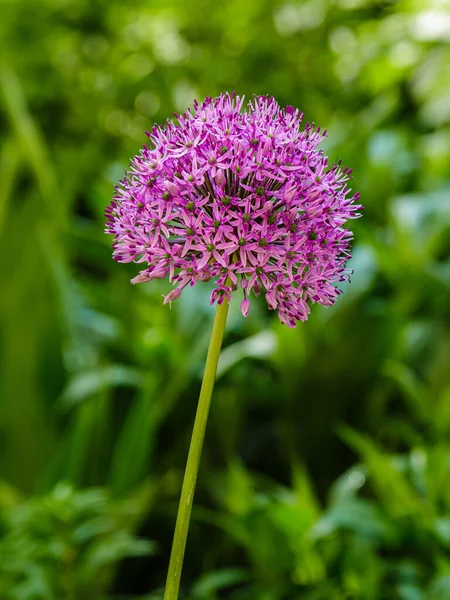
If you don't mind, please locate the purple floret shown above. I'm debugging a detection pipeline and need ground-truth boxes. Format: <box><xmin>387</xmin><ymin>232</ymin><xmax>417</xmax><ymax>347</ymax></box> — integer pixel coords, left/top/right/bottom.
<box><xmin>105</xmin><ymin>93</ymin><xmax>362</xmax><ymax>327</ymax></box>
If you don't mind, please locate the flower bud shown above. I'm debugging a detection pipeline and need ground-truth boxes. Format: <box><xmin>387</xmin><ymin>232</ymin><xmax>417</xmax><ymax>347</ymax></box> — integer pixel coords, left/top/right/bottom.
<box><xmin>266</xmin><ymin>290</ymin><xmax>277</xmax><ymax>309</ymax></box>
<box><xmin>284</xmin><ymin>186</ymin><xmax>296</xmax><ymax>203</ymax></box>
<box><xmin>131</xmin><ymin>271</ymin><xmax>150</xmax><ymax>284</ymax></box>
<box><xmin>164</xmin><ymin>180</ymin><xmax>179</xmax><ymax>196</ymax></box>
<box><xmin>163</xmin><ymin>287</ymin><xmax>183</xmax><ymax>305</ymax></box>
<box><xmin>215</xmin><ymin>170</ymin><xmax>226</xmax><ymax>187</ymax></box>
<box><xmin>152</xmin><ymin>267</ymin><xmax>169</xmax><ymax>279</ymax></box>
<box><xmin>262</xmin><ymin>138</ymin><xmax>272</xmax><ymax>156</ymax></box>
<box><xmin>240</xmin><ymin>298</ymin><xmax>250</xmax><ymax>317</ymax></box>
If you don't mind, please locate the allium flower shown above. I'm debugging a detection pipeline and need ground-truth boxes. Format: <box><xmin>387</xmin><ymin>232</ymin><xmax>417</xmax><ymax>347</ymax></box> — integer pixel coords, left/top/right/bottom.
<box><xmin>105</xmin><ymin>94</ymin><xmax>362</xmax><ymax>327</ymax></box>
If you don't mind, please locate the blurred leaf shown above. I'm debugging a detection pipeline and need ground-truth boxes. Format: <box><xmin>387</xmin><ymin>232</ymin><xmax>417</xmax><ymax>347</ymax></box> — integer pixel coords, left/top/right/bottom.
<box><xmin>0</xmin><ymin>138</ymin><xmax>20</xmax><ymax>238</ymax></box>
<box><xmin>0</xmin><ymin>63</ymin><xmax>65</xmax><ymax>226</ymax></box>
<box><xmin>382</xmin><ymin>360</ymin><xmax>432</xmax><ymax>425</ymax></box>
<box><xmin>339</xmin><ymin>427</ymin><xmax>422</xmax><ymax>518</ymax></box>
<box><xmin>78</xmin><ymin>531</ymin><xmax>155</xmax><ymax>586</ymax></box>
<box><xmin>428</xmin><ymin>575</ymin><xmax>450</xmax><ymax>600</ymax></box>
<box><xmin>59</xmin><ymin>365</ymin><xmax>144</xmax><ymax>408</ymax></box>
<box><xmin>217</xmin><ymin>331</ymin><xmax>277</xmax><ymax>378</ymax></box>
<box><xmin>313</xmin><ymin>498</ymin><xmax>397</xmax><ymax>543</ymax></box>
<box><xmin>190</xmin><ymin>568</ymin><xmax>250</xmax><ymax>598</ymax></box>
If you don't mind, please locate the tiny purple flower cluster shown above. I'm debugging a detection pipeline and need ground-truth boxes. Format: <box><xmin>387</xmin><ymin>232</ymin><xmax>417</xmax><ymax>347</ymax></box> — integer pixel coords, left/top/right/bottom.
<box><xmin>106</xmin><ymin>94</ymin><xmax>361</xmax><ymax>327</ymax></box>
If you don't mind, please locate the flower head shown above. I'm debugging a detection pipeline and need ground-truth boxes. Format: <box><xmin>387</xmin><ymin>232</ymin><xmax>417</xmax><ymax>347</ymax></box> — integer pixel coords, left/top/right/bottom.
<box><xmin>105</xmin><ymin>94</ymin><xmax>362</xmax><ymax>327</ymax></box>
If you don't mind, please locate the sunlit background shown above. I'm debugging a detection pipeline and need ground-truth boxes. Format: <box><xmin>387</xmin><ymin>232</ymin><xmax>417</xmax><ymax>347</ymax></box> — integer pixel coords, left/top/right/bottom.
<box><xmin>1</xmin><ymin>0</ymin><xmax>449</xmax><ymax>598</ymax></box>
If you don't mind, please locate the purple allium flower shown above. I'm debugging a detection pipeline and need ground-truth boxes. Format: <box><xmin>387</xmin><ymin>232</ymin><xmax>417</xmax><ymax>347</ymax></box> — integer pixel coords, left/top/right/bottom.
<box><xmin>105</xmin><ymin>94</ymin><xmax>362</xmax><ymax>327</ymax></box>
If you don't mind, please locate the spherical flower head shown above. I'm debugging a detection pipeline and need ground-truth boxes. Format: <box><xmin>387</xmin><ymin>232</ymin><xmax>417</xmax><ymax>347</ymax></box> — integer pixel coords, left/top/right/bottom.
<box><xmin>105</xmin><ymin>94</ymin><xmax>362</xmax><ymax>327</ymax></box>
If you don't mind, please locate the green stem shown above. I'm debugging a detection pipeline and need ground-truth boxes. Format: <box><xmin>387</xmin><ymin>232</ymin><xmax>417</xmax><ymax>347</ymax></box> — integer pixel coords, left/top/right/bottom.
<box><xmin>163</xmin><ymin>297</ymin><xmax>230</xmax><ymax>600</ymax></box>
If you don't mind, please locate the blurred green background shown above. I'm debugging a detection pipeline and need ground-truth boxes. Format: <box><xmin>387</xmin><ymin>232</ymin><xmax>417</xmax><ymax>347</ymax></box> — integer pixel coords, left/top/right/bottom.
<box><xmin>1</xmin><ymin>0</ymin><xmax>449</xmax><ymax>598</ymax></box>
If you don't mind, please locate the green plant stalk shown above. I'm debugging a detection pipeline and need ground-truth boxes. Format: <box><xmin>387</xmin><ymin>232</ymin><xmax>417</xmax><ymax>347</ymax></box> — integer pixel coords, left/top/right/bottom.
<box><xmin>163</xmin><ymin>297</ymin><xmax>230</xmax><ymax>600</ymax></box>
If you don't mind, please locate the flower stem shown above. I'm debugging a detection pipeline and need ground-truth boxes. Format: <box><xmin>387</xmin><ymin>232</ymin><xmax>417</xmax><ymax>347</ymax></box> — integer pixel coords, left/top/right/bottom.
<box><xmin>163</xmin><ymin>297</ymin><xmax>230</xmax><ymax>600</ymax></box>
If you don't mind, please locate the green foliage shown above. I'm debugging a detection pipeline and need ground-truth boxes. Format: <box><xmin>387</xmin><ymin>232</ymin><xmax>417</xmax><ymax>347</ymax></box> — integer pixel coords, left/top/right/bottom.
<box><xmin>0</xmin><ymin>483</ymin><xmax>154</xmax><ymax>600</ymax></box>
<box><xmin>0</xmin><ymin>0</ymin><xmax>449</xmax><ymax>597</ymax></box>
<box><xmin>184</xmin><ymin>441</ymin><xmax>450</xmax><ymax>599</ymax></box>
